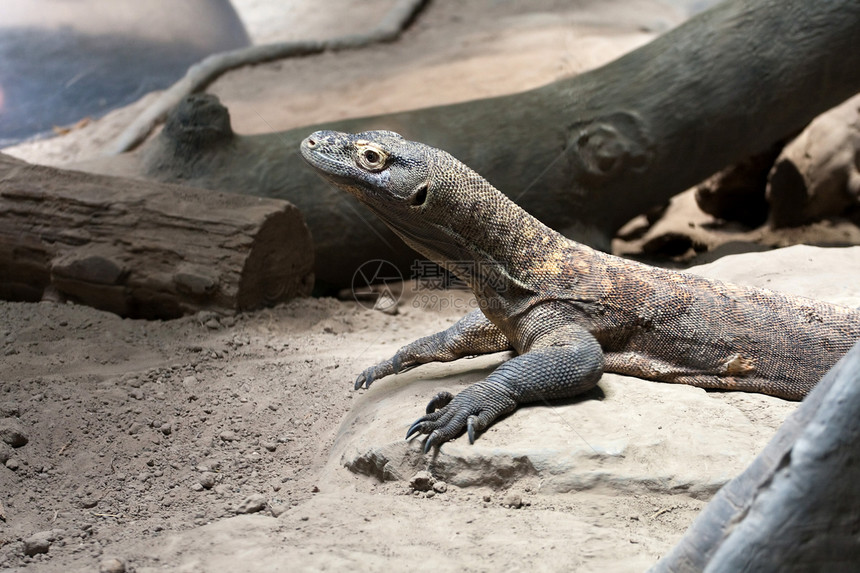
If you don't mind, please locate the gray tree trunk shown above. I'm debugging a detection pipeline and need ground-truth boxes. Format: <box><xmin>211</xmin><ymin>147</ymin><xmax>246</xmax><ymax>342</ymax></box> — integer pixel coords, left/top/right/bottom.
<box><xmin>79</xmin><ymin>0</ymin><xmax>860</xmax><ymax>288</ymax></box>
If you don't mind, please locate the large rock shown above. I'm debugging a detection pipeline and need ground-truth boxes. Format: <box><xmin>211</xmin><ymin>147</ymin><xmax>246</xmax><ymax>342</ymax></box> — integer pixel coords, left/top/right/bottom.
<box><xmin>0</xmin><ymin>0</ymin><xmax>248</xmax><ymax>145</ymax></box>
<box><xmin>327</xmin><ymin>246</ymin><xmax>860</xmax><ymax>493</ymax></box>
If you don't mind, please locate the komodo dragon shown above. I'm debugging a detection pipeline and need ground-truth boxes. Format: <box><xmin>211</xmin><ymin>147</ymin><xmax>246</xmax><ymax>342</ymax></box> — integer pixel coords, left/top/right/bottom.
<box><xmin>300</xmin><ymin>130</ymin><xmax>860</xmax><ymax>451</ymax></box>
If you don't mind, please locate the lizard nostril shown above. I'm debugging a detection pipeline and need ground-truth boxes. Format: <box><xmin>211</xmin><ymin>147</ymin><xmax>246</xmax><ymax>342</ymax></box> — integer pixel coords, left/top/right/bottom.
<box><xmin>306</xmin><ymin>137</ymin><xmax>317</xmax><ymax>148</ymax></box>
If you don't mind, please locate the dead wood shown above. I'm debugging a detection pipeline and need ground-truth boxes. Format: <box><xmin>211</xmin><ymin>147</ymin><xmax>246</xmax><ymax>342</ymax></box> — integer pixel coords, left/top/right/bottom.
<box><xmin>768</xmin><ymin>93</ymin><xmax>860</xmax><ymax>227</ymax></box>
<box><xmin>0</xmin><ymin>153</ymin><xmax>313</xmax><ymax>318</ymax></box>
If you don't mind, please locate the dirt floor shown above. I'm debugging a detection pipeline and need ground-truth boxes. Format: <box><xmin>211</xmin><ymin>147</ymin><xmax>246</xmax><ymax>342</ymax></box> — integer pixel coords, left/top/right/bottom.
<box><xmin>1</xmin><ymin>1</ymin><xmax>854</xmax><ymax>571</ymax></box>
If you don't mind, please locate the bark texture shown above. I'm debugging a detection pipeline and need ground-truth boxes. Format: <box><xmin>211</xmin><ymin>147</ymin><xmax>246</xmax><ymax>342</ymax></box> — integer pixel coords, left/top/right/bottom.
<box><xmin>0</xmin><ymin>153</ymin><xmax>313</xmax><ymax>319</ymax></box>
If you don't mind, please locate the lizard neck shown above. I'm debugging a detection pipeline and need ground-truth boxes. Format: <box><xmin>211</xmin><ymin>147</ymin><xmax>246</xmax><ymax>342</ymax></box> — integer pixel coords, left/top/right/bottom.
<box><xmin>403</xmin><ymin>162</ymin><xmax>581</xmax><ymax>314</ymax></box>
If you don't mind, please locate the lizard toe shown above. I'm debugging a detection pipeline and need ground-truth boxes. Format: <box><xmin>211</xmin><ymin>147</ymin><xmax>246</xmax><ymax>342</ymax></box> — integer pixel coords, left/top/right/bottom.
<box><xmin>425</xmin><ymin>391</ymin><xmax>455</xmax><ymax>413</ymax></box>
<box><xmin>418</xmin><ymin>408</ymin><xmax>472</xmax><ymax>452</ymax></box>
<box><xmin>423</xmin><ymin>430</ymin><xmax>443</xmax><ymax>453</ymax></box>
<box><xmin>354</xmin><ymin>369</ymin><xmax>372</xmax><ymax>390</ymax></box>
<box><xmin>466</xmin><ymin>410</ymin><xmax>496</xmax><ymax>443</ymax></box>
<box><xmin>467</xmin><ymin>416</ymin><xmax>477</xmax><ymax>443</ymax></box>
<box><xmin>405</xmin><ymin>408</ymin><xmax>445</xmax><ymax>441</ymax></box>
<box><xmin>421</xmin><ymin>411</ymin><xmax>469</xmax><ymax>452</ymax></box>
<box><xmin>405</xmin><ymin>419</ymin><xmax>427</xmax><ymax>441</ymax></box>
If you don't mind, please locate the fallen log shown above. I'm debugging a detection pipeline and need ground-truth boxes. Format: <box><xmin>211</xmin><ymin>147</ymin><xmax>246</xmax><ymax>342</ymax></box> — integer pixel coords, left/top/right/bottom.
<box><xmin>79</xmin><ymin>0</ymin><xmax>860</xmax><ymax>288</ymax></box>
<box><xmin>0</xmin><ymin>153</ymin><xmax>313</xmax><ymax>319</ymax></box>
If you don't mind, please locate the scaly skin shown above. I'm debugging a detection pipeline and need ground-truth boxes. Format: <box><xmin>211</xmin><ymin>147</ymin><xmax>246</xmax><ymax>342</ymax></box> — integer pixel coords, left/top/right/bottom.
<box><xmin>300</xmin><ymin>130</ymin><xmax>860</xmax><ymax>451</ymax></box>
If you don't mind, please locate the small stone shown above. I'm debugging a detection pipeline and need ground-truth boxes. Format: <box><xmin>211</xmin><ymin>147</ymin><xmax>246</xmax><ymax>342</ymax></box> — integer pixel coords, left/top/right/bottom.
<box><xmin>234</xmin><ymin>493</ymin><xmax>267</xmax><ymax>514</ymax></box>
<box><xmin>23</xmin><ymin>531</ymin><xmax>52</xmax><ymax>556</ymax></box>
<box><xmin>0</xmin><ymin>418</ymin><xmax>28</xmax><ymax>448</ymax></box>
<box><xmin>219</xmin><ymin>430</ymin><xmax>238</xmax><ymax>442</ymax></box>
<box><xmin>0</xmin><ymin>402</ymin><xmax>20</xmax><ymax>417</ymax></box>
<box><xmin>482</xmin><ymin>494</ymin><xmax>492</xmax><ymax>503</ymax></box>
<box><xmin>373</xmin><ymin>292</ymin><xmax>399</xmax><ymax>315</ymax></box>
<box><xmin>269</xmin><ymin>503</ymin><xmax>289</xmax><ymax>518</ymax></box>
<box><xmin>204</xmin><ymin>318</ymin><xmax>221</xmax><ymax>330</ymax></box>
<box><xmin>198</xmin><ymin>472</ymin><xmax>217</xmax><ymax>489</ymax></box>
<box><xmin>262</xmin><ymin>442</ymin><xmax>277</xmax><ymax>452</ymax></box>
<box><xmin>128</xmin><ymin>422</ymin><xmax>145</xmax><ymax>435</ymax></box>
<box><xmin>100</xmin><ymin>557</ymin><xmax>126</xmax><ymax>573</ymax></box>
<box><xmin>409</xmin><ymin>471</ymin><xmax>435</xmax><ymax>492</ymax></box>
<box><xmin>432</xmin><ymin>481</ymin><xmax>448</xmax><ymax>494</ymax></box>
<box><xmin>81</xmin><ymin>498</ymin><xmax>99</xmax><ymax>509</ymax></box>
<box><xmin>503</xmin><ymin>493</ymin><xmax>523</xmax><ymax>509</ymax></box>
<box><xmin>5</xmin><ymin>457</ymin><xmax>20</xmax><ymax>471</ymax></box>
<box><xmin>190</xmin><ymin>483</ymin><xmax>204</xmax><ymax>492</ymax></box>
<box><xmin>160</xmin><ymin>423</ymin><xmax>172</xmax><ymax>436</ymax></box>
<box><xmin>0</xmin><ymin>443</ymin><xmax>12</xmax><ymax>464</ymax></box>
<box><xmin>182</xmin><ymin>375</ymin><xmax>198</xmax><ymax>385</ymax></box>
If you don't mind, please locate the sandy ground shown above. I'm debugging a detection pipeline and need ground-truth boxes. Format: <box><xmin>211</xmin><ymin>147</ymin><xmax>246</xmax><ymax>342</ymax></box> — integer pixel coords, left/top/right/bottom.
<box><xmin>1</xmin><ymin>1</ymin><xmax>854</xmax><ymax>571</ymax></box>
<box><xmin>0</xmin><ymin>289</ymin><xmax>699</xmax><ymax>572</ymax></box>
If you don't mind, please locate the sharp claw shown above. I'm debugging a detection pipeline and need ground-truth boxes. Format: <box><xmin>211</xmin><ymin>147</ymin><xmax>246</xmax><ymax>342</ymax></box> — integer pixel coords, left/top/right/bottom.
<box><xmin>406</xmin><ymin>420</ymin><xmax>423</xmax><ymax>441</ymax></box>
<box><xmin>467</xmin><ymin>416</ymin><xmax>476</xmax><ymax>444</ymax></box>
<box><xmin>355</xmin><ymin>370</ymin><xmax>373</xmax><ymax>390</ymax></box>
<box><xmin>423</xmin><ymin>431</ymin><xmax>440</xmax><ymax>454</ymax></box>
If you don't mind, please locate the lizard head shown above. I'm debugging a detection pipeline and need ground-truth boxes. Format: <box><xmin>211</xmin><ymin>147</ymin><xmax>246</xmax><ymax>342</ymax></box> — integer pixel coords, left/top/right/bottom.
<box><xmin>300</xmin><ymin>129</ymin><xmax>433</xmax><ymax>209</ymax></box>
<box><xmin>300</xmin><ymin>129</ymin><xmax>521</xmax><ymax>286</ymax></box>
<box><xmin>300</xmin><ymin>129</ymin><xmax>463</xmax><ymax>257</ymax></box>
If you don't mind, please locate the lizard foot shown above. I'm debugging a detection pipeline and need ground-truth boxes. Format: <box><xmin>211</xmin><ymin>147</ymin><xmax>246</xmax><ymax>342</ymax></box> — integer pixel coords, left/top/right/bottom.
<box><xmin>354</xmin><ymin>353</ymin><xmax>416</xmax><ymax>390</ymax></box>
<box><xmin>405</xmin><ymin>383</ymin><xmax>517</xmax><ymax>452</ymax></box>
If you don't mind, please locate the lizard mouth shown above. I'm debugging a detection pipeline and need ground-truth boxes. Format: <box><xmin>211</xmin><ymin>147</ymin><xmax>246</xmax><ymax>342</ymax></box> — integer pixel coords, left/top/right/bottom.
<box><xmin>300</xmin><ymin>137</ymin><xmax>359</xmax><ymax>188</ymax></box>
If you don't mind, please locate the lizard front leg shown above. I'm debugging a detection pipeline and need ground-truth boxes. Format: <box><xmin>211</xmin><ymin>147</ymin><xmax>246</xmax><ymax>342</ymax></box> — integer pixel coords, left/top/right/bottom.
<box><xmin>355</xmin><ymin>308</ymin><xmax>512</xmax><ymax>389</ymax></box>
<box><xmin>406</xmin><ymin>325</ymin><xmax>604</xmax><ymax>452</ymax></box>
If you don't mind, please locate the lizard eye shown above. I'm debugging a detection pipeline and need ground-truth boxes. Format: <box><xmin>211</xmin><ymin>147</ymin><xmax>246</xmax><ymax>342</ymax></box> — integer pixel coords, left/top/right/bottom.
<box><xmin>355</xmin><ymin>144</ymin><xmax>388</xmax><ymax>171</ymax></box>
